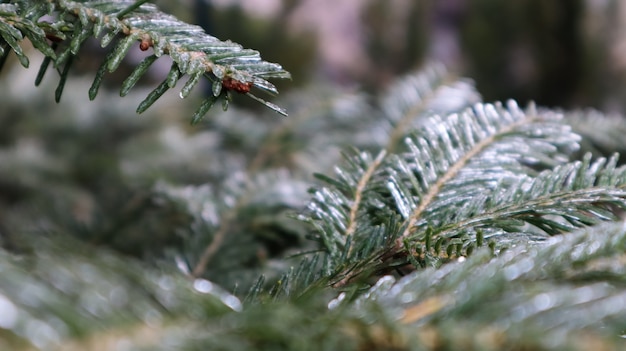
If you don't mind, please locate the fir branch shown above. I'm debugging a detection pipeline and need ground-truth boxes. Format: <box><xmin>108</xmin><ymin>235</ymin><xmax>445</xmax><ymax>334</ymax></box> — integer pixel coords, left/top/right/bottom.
<box><xmin>381</xmin><ymin>64</ymin><xmax>481</xmax><ymax>151</ymax></box>
<box><xmin>154</xmin><ymin>171</ymin><xmax>309</xmax><ymax>289</ymax></box>
<box><xmin>429</xmin><ymin>153</ymin><xmax>626</xmax><ymax>242</ymax></box>
<box><xmin>345</xmin><ymin>150</ymin><xmax>386</xmax><ymax>243</ymax></box>
<box><xmin>391</xmin><ymin>101</ymin><xmax>580</xmax><ymax>235</ymax></box>
<box><xmin>399</xmin><ymin>115</ymin><xmax>531</xmax><ymax>241</ymax></box>
<box><xmin>0</xmin><ymin>0</ymin><xmax>290</xmax><ymax>120</ymax></box>
<box><xmin>3</xmin><ymin>61</ymin><xmax>626</xmax><ymax>350</ymax></box>
<box><xmin>307</xmin><ymin>97</ymin><xmax>626</xmax><ymax>286</ymax></box>
<box><xmin>153</xmin><ymin>180</ymin><xmax>234</xmax><ymax>280</ymax></box>
<box><xmin>360</xmin><ymin>221</ymin><xmax>626</xmax><ymax>331</ymax></box>
<box><xmin>307</xmin><ymin>150</ymin><xmax>397</xmax><ymax>262</ymax></box>
<box><xmin>191</xmin><ymin>207</ymin><xmax>237</xmax><ymax>278</ymax></box>
<box><xmin>0</xmin><ymin>234</ymin><xmax>241</xmax><ymax>350</ymax></box>
<box><xmin>4</xmin><ymin>221</ymin><xmax>626</xmax><ymax>350</ymax></box>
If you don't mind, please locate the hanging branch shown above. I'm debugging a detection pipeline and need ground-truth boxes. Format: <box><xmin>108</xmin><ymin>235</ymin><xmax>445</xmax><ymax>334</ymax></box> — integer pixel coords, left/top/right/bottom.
<box><xmin>0</xmin><ymin>0</ymin><xmax>291</xmax><ymax>121</ymax></box>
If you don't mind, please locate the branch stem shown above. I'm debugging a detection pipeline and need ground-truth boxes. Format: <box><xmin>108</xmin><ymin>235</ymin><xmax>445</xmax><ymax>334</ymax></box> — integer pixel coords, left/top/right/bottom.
<box><xmin>398</xmin><ymin>117</ymin><xmax>534</xmax><ymax>242</ymax></box>
<box><xmin>345</xmin><ymin>150</ymin><xmax>387</xmax><ymax>254</ymax></box>
<box><xmin>191</xmin><ymin>212</ymin><xmax>235</xmax><ymax>278</ymax></box>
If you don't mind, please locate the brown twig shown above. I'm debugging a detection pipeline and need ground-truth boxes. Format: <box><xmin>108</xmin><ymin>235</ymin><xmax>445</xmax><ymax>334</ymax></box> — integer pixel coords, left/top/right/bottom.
<box><xmin>344</xmin><ymin>150</ymin><xmax>387</xmax><ymax>255</ymax></box>
<box><xmin>191</xmin><ymin>211</ymin><xmax>236</xmax><ymax>278</ymax></box>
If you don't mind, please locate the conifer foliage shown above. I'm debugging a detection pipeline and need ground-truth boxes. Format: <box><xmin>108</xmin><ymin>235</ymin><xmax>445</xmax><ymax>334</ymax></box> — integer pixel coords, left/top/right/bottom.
<box><xmin>0</xmin><ymin>0</ymin><xmax>290</xmax><ymax>122</ymax></box>
<box><xmin>2</xmin><ymin>2</ymin><xmax>626</xmax><ymax>350</ymax></box>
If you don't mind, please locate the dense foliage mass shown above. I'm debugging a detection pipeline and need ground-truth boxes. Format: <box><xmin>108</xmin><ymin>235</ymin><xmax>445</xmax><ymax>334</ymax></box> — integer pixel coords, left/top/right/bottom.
<box><xmin>1</xmin><ymin>1</ymin><xmax>626</xmax><ymax>350</ymax></box>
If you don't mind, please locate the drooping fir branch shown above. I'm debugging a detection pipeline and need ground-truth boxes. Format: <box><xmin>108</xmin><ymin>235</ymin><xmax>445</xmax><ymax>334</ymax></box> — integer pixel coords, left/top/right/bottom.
<box><xmin>0</xmin><ymin>0</ymin><xmax>290</xmax><ymax>121</ymax></box>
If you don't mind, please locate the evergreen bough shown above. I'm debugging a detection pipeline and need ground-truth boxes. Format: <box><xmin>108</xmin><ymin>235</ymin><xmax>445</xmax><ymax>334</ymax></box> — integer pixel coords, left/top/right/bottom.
<box><xmin>2</xmin><ymin>2</ymin><xmax>626</xmax><ymax>350</ymax></box>
<box><xmin>0</xmin><ymin>0</ymin><xmax>290</xmax><ymax>122</ymax></box>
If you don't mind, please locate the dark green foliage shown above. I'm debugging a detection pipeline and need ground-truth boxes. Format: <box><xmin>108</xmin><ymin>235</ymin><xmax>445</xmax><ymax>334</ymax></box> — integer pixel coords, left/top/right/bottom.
<box><xmin>303</xmin><ymin>95</ymin><xmax>626</xmax><ymax>288</ymax></box>
<box><xmin>2</xmin><ymin>221</ymin><xmax>626</xmax><ymax>350</ymax></box>
<box><xmin>0</xmin><ymin>235</ymin><xmax>240</xmax><ymax>349</ymax></box>
<box><xmin>4</xmin><ymin>58</ymin><xmax>626</xmax><ymax>349</ymax></box>
<box><xmin>3</xmin><ymin>4</ymin><xmax>626</xmax><ymax>350</ymax></box>
<box><xmin>356</xmin><ymin>221</ymin><xmax>626</xmax><ymax>350</ymax></box>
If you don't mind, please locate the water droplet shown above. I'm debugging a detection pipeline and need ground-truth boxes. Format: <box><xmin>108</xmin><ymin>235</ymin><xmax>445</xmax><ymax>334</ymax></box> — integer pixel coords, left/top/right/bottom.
<box><xmin>158</xmin><ymin>276</ymin><xmax>175</xmax><ymax>291</ymax></box>
<box><xmin>193</xmin><ymin>279</ymin><xmax>242</xmax><ymax>311</ymax></box>
<box><xmin>0</xmin><ymin>294</ymin><xmax>18</xmax><ymax>329</ymax></box>
<box><xmin>532</xmin><ymin>293</ymin><xmax>553</xmax><ymax>312</ymax></box>
<box><xmin>193</xmin><ymin>279</ymin><xmax>214</xmax><ymax>293</ymax></box>
<box><xmin>328</xmin><ymin>292</ymin><xmax>346</xmax><ymax>310</ymax></box>
<box><xmin>175</xmin><ymin>256</ymin><xmax>190</xmax><ymax>275</ymax></box>
<box><xmin>400</xmin><ymin>292</ymin><xmax>415</xmax><ymax>304</ymax></box>
<box><xmin>221</xmin><ymin>295</ymin><xmax>242</xmax><ymax>312</ymax></box>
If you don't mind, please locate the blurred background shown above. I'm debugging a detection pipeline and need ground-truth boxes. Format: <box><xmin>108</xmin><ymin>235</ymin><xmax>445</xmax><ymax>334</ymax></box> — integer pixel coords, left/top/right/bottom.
<box><xmin>4</xmin><ymin>0</ymin><xmax>626</xmax><ymax>113</ymax></box>
<box><xmin>1</xmin><ymin>0</ymin><xmax>626</xmax><ymax>288</ymax></box>
<box><xmin>177</xmin><ymin>0</ymin><xmax>626</xmax><ymax>111</ymax></box>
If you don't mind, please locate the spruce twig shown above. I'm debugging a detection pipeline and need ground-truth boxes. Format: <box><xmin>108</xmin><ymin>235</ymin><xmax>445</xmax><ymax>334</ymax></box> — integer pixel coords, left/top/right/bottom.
<box><xmin>398</xmin><ymin>117</ymin><xmax>533</xmax><ymax>242</ymax></box>
<box><xmin>345</xmin><ymin>150</ymin><xmax>386</xmax><ymax>252</ymax></box>
<box><xmin>191</xmin><ymin>210</ymin><xmax>236</xmax><ymax>278</ymax></box>
<box><xmin>0</xmin><ymin>0</ymin><xmax>290</xmax><ymax>120</ymax></box>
